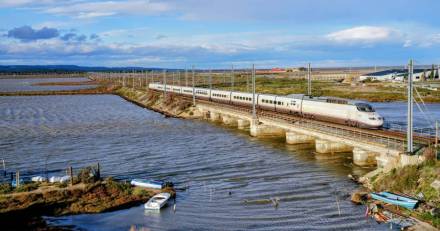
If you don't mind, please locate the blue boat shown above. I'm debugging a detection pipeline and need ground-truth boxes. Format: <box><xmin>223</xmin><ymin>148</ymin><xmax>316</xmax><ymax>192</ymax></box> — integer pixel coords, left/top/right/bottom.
<box><xmin>130</xmin><ymin>179</ymin><xmax>164</xmax><ymax>189</ymax></box>
<box><xmin>370</xmin><ymin>192</ymin><xmax>419</xmax><ymax>210</ymax></box>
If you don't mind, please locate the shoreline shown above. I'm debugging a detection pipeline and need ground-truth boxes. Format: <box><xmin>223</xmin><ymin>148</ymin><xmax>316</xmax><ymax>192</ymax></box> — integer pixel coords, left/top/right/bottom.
<box><xmin>0</xmin><ymin>165</ymin><xmax>176</xmax><ymax>230</ymax></box>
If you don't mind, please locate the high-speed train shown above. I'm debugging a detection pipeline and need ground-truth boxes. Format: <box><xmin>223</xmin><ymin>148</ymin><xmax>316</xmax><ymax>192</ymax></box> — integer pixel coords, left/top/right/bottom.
<box><xmin>149</xmin><ymin>83</ymin><xmax>384</xmax><ymax>129</ymax></box>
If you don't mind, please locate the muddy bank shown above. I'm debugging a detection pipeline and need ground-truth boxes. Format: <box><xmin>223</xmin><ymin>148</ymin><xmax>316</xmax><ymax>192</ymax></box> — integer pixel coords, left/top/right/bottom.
<box><xmin>0</xmin><ymin>84</ymin><xmax>118</xmax><ymax>96</ymax></box>
<box><xmin>32</xmin><ymin>80</ymin><xmax>98</xmax><ymax>86</ymax></box>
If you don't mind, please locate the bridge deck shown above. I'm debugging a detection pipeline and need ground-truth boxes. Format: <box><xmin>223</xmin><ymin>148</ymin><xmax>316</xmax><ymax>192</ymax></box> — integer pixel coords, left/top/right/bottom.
<box><xmin>165</xmin><ymin>92</ymin><xmax>437</xmax><ymax>152</ymax></box>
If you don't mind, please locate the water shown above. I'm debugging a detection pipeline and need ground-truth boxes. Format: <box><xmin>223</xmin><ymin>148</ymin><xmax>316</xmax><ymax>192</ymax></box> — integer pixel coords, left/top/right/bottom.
<box><xmin>373</xmin><ymin>102</ymin><xmax>440</xmax><ymax>134</ymax></box>
<box><xmin>0</xmin><ymin>78</ymin><xmax>97</xmax><ymax>92</ymax></box>
<box><xmin>1</xmin><ymin>95</ymin><xmax>438</xmax><ymax>230</ymax></box>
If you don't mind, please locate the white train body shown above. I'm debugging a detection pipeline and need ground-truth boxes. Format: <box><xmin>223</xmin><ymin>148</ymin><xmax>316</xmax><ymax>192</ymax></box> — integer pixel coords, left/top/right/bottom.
<box><xmin>148</xmin><ymin>83</ymin><xmax>383</xmax><ymax>128</ymax></box>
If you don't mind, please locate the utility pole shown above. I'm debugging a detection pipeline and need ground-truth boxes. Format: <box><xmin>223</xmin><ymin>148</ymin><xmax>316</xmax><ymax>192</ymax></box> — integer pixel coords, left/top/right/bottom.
<box><xmin>246</xmin><ymin>70</ymin><xmax>250</xmax><ymax>92</ymax></box>
<box><xmin>145</xmin><ymin>70</ymin><xmax>150</xmax><ymax>89</ymax></box>
<box><xmin>209</xmin><ymin>69</ymin><xmax>212</xmax><ymax>90</ymax></box>
<box><xmin>307</xmin><ymin>63</ymin><xmax>312</xmax><ymax>96</ymax></box>
<box><xmin>231</xmin><ymin>65</ymin><xmax>234</xmax><ymax>91</ymax></box>
<box><xmin>163</xmin><ymin>69</ymin><xmax>167</xmax><ymax>98</ymax></box>
<box><xmin>252</xmin><ymin>64</ymin><xmax>256</xmax><ymax>120</ymax></box>
<box><xmin>407</xmin><ymin>59</ymin><xmax>414</xmax><ymax>154</ymax></box>
<box><xmin>185</xmin><ymin>69</ymin><xmax>188</xmax><ymax>86</ymax></box>
<box><xmin>192</xmin><ymin>65</ymin><xmax>195</xmax><ymax>106</ymax></box>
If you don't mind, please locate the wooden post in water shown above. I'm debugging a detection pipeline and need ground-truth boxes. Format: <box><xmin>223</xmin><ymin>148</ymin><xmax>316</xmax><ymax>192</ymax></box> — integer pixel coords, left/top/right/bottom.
<box><xmin>69</xmin><ymin>166</ymin><xmax>73</xmax><ymax>186</ymax></box>
<box><xmin>2</xmin><ymin>159</ymin><xmax>5</xmax><ymax>177</ymax></box>
<box><xmin>16</xmin><ymin>171</ymin><xmax>20</xmax><ymax>188</ymax></box>
<box><xmin>96</xmin><ymin>162</ymin><xmax>101</xmax><ymax>180</ymax></box>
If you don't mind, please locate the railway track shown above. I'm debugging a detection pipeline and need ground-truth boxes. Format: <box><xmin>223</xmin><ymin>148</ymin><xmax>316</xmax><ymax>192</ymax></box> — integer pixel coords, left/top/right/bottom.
<box><xmin>159</xmin><ymin>91</ymin><xmax>437</xmax><ymax>149</ymax></box>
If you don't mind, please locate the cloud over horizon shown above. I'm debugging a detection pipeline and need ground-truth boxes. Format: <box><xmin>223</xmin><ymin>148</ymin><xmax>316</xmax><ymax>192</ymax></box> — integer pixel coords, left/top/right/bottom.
<box><xmin>7</xmin><ymin>25</ymin><xmax>59</xmax><ymax>41</ymax></box>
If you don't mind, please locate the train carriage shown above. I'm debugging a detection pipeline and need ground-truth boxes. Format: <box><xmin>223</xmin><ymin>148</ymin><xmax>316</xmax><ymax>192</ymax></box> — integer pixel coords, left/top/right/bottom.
<box><xmin>181</xmin><ymin>86</ymin><xmax>194</xmax><ymax>96</ymax></box>
<box><xmin>257</xmin><ymin>94</ymin><xmax>276</xmax><ymax>111</ymax></box>
<box><xmin>276</xmin><ymin>95</ymin><xmax>302</xmax><ymax>115</ymax></box>
<box><xmin>231</xmin><ymin>92</ymin><xmax>254</xmax><ymax>106</ymax></box>
<box><xmin>194</xmin><ymin>87</ymin><xmax>210</xmax><ymax>100</ymax></box>
<box><xmin>211</xmin><ymin>89</ymin><xmax>231</xmax><ymax>103</ymax></box>
<box><xmin>171</xmin><ymin>85</ymin><xmax>182</xmax><ymax>94</ymax></box>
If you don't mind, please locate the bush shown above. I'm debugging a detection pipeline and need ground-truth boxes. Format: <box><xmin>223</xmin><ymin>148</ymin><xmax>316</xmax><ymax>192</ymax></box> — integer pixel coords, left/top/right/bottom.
<box><xmin>0</xmin><ymin>183</ymin><xmax>12</xmax><ymax>194</ymax></box>
<box><xmin>14</xmin><ymin>182</ymin><xmax>39</xmax><ymax>193</ymax></box>
<box><xmin>77</xmin><ymin>166</ymin><xmax>100</xmax><ymax>183</ymax></box>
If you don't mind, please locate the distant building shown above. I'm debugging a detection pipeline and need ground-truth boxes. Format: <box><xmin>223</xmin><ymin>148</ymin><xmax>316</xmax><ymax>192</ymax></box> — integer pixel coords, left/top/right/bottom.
<box><xmin>359</xmin><ymin>69</ymin><xmax>439</xmax><ymax>82</ymax></box>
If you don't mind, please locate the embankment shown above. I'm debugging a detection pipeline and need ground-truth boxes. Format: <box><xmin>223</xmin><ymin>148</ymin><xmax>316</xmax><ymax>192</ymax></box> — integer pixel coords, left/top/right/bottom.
<box><xmin>115</xmin><ymin>87</ymin><xmax>203</xmax><ymax>119</ymax></box>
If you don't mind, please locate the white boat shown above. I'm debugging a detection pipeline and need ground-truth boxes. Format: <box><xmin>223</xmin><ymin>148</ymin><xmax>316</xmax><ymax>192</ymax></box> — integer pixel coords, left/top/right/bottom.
<box><xmin>131</xmin><ymin>179</ymin><xmax>164</xmax><ymax>189</ymax></box>
<box><xmin>144</xmin><ymin>192</ymin><xmax>171</xmax><ymax>210</ymax></box>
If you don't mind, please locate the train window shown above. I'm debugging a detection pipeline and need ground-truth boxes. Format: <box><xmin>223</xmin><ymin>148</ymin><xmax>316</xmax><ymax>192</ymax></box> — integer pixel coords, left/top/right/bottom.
<box><xmin>356</xmin><ymin>103</ymin><xmax>375</xmax><ymax>112</ymax></box>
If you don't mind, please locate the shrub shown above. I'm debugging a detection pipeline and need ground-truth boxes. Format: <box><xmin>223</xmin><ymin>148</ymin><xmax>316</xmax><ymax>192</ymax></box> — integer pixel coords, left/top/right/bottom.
<box><xmin>0</xmin><ymin>183</ymin><xmax>12</xmax><ymax>194</ymax></box>
<box><xmin>77</xmin><ymin>166</ymin><xmax>100</xmax><ymax>183</ymax></box>
<box><xmin>15</xmin><ymin>182</ymin><xmax>39</xmax><ymax>193</ymax></box>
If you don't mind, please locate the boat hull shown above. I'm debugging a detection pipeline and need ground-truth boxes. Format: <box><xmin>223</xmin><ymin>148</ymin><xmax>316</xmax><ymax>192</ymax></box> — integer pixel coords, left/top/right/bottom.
<box><xmin>131</xmin><ymin>179</ymin><xmax>164</xmax><ymax>189</ymax></box>
<box><xmin>371</xmin><ymin>193</ymin><xmax>418</xmax><ymax>210</ymax></box>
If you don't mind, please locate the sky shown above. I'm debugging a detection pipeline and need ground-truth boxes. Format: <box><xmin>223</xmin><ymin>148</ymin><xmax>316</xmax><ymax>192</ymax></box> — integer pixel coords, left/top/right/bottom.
<box><xmin>0</xmin><ymin>0</ymin><xmax>439</xmax><ymax>68</ymax></box>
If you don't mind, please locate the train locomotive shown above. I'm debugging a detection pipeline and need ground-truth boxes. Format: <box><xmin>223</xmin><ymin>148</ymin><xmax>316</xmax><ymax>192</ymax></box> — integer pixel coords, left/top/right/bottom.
<box><xmin>149</xmin><ymin>83</ymin><xmax>384</xmax><ymax>129</ymax></box>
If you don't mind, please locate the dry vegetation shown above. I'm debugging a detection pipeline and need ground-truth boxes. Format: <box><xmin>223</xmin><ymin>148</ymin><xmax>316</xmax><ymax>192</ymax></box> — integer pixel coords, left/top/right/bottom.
<box><xmin>372</xmin><ymin>155</ymin><xmax>440</xmax><ymax>228</ymax></box>
<box><xmin>0</xmin><ymin>167</ymin><xmax>175</xmax><ymax>228</ymax></box>
<box><xmin>219</xmin><ymin>77</ymin><xmax>440</xmax><ymax>102</ymax></box>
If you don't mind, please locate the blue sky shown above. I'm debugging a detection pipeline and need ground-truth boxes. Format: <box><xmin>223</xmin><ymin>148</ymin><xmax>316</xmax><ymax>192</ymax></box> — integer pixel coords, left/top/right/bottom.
<box><xmin>0</xmin><ymin>0</ymin><xmax>439</xmax><ymax>68</ymax></box>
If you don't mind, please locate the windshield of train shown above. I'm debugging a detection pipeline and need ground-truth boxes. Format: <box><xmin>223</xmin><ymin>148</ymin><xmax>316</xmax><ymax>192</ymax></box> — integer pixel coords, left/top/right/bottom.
<box><xmin>356</xmin><ymin>103</ymin><xmax>375</xmax><ymax>112</ymax></box>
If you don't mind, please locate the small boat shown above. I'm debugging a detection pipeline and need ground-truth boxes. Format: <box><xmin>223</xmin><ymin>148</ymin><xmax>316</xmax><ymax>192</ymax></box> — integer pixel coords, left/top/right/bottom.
<box><xmin>370</xmin><ymin>192</ymin><xmax>419</xmax><ymax>210</ymax></box>
<box><xmin>131</xmin><ymin>179</ymin><xmax>164</xmax><ymax>189</ymax></box>
<box><xmin>144</xmin><ymin>192</ymin><xmax>171</xmax><ymax>210</ymax></box>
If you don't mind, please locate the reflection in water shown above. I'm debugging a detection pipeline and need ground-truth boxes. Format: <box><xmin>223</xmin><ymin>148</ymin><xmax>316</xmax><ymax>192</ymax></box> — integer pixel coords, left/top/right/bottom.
<box><xmin>1</xmin><ymin>95</ymin><xmax>430</xmax><ymax>230</ymax></box>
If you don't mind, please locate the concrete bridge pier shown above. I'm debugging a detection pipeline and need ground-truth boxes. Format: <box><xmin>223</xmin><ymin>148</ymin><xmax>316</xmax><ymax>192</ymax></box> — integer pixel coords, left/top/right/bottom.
<box><xmin>222</xmin><ymin>115</ymin><xmax>238</xmax><ymax>126</ymax></box>
<box><xmin>315</xmin><ymin>139</ymin><xmax>353</xmax><ymax>154</ymax></box>
<box><xmin>209</xmin><ymin>111</ymin><xmax>221</xmax><ymax>122</ymax></box>
<box><xmin>352</xmin><ymin>147</ymin><xmax>378</xmax><ymax>166</ymax></box>
<box><xmin>237</xmin><ymin>119</ymin><xmax>250</xmax><ymax>130</ymax></box>
<box><xmin>250</xmin><ymin>120</ymin><xmax>285</xmax><ymax>137</ymax></box>
<box><xmin>286</xmin><ymin>131</ymin><xmax>315</xmax><ymax>144</ymax></box>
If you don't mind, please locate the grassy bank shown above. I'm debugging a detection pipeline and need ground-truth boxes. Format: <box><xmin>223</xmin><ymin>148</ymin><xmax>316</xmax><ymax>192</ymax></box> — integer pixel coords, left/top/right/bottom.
<box><xmin>370</xmin><ymin>159</ymin><xmax>440</xmax><ymax>228</ymax></box>
<box><xmin>0</xmin><ymin>166</ymin><xmax>175</xmax><ymax>229</ymax></box>
<box><xmin>218</xmin><ymin>78</ymin><xmax>440</xmax><ymax>102</ymax></box>
<box><xmin>115</xmin><ymin>87</ymin><xmax>199</xmax><ymax>119</ymax></box>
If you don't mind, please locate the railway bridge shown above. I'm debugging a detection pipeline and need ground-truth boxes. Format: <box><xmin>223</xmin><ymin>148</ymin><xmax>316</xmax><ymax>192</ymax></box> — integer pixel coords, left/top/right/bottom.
<box><xmin>190</xmin><ymin>98</ymin><xmax>435</xmax><ymax>171</ymax></box>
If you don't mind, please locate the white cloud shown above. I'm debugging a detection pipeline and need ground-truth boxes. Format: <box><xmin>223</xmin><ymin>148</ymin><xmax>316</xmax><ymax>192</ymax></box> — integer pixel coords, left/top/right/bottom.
<box><xmin>326</xmin><ymin>26</ymin><xmax>396</xmax><ymax>43</ymax></box>
<box><xmin>44</xmin><ymin>0</ymin><xmax>171</xmax><ymax>19</ymax></box>
<box><xmin>0</xmin><ymin>0</ymin><xmax>56</xmax><ymax>8</ymax></box>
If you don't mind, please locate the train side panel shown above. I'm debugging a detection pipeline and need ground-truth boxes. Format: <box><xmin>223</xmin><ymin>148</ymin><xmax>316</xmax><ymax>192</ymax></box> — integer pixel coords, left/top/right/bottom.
<box><xmin>181</xmin><ymin>87</ymin><xmax>194</xmax><ymax>96</ymax></box>
<box><xmin>231</xmin><ymin>92</ymin><xmax>253</xmax><ymax>107</ymax></box>
<box><xmin>211</xmin><ymin>89</ymin><xmax>231</xmax><ymax>103</ymax></box>
<box><xmin>276</xmin><ymin>96</ymin><xmax>302</xmax><ymax>115</ymax></box>
<box><xmin>195</xmin><ymin>87</ymin><xmax>210</xmax><ymax>100</ymax></box>
<box><xmin>257</xmin><ymin>94</ymin><xmax>276</xmax><ymax>111</ymax></box>
<box><xmin>301</xmin><ymin>100</ymin><xmax>352</xmax><ymax>124</ymax></box>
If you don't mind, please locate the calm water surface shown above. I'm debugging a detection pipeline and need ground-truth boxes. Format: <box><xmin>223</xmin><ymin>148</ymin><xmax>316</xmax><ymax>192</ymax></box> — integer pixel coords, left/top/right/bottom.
<box><xmin>0</xmin><ymin>78</ymin><xmax>97</xmax><ymax>92</ymax></box>
<box><xmin>1</xmin><ymin>95</ymin><xmax>439</xmax><ymax>230</ymax></box>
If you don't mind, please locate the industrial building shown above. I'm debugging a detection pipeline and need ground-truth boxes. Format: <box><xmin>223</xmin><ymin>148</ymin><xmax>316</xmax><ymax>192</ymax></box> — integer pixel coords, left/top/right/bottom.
<box><xmin>359</xmin><ymin>69</ymin><xmax>439</xmax><ymax>82</ymax></box>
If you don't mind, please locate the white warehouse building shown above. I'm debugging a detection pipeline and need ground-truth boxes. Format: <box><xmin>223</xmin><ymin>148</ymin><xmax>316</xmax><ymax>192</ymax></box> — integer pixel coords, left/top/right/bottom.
<box><xmin>359</xmin><ymin>69</ymin><xmax>439</xmax><ymax>82</ymax></box>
